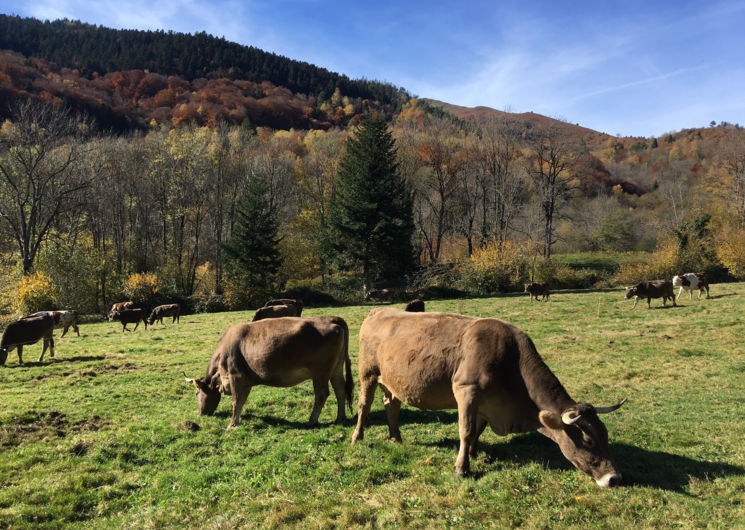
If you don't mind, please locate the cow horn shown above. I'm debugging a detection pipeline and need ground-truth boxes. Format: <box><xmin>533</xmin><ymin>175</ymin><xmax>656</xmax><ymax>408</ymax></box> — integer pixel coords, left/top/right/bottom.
<box><xmin>182</xmin><ymin>371</ymin><xmax>194</xmax><ymax>383</ymax></box>
<box><xmin>594</xmin><ymin>398</ymin><xmax>627</xmax><ymax>414</ymax></box>
<box><xmin>561</xmin><ymin>410</ymin><xmax>582</xmax><ymax>425</ymax></box>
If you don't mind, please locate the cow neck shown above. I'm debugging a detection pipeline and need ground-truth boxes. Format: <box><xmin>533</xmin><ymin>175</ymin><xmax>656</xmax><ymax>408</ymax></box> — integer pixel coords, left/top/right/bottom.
<box><xmin>517</xmin><ymin>333</ymin><xmax>575</xmax><ymax>414</ymax></box>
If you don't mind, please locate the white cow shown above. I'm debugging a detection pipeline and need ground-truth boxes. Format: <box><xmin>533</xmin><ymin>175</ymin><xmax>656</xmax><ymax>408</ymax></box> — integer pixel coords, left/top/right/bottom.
<box><xmin>672</xmin><ymin>273</ymin><xmax>710</xmax><ymax>300</ymax></box>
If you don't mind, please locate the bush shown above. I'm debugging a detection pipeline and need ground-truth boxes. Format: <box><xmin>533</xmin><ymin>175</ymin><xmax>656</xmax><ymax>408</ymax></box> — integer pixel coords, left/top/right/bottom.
<box><xmin>122</xmin><ymin>272</ymin><xmax>160</xmax><ymax>307</ymax></box>
<box><xmin>193</xmin><ymin>294</ymin><xmax>229</xmax><ymax>313</ymax></box>
<box><xmin>457</xmin><ymin>241</ymin><xmax>531</xmax><ymax>295</ymax></box>
<box><xmin>14</xmin><ymin>272</ymin><xmax>59</xmax><ymax>315</ymax></box>
<box><xmin>715</xmin><ymin>226</ymin><xmax>745</xmax><ymax>279</ymax></box>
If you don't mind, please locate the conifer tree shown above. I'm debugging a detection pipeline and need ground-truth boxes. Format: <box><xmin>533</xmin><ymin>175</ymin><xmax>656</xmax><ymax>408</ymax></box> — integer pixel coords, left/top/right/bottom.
<box><xmin>324</xmin><ymin>117</ymin><xmax>415</xmax><ymax>294</ymax></box>
<box><xmin>222</xmin><ymin>173</ymin><xmax>282</xmax><ymax>305</ymax></box>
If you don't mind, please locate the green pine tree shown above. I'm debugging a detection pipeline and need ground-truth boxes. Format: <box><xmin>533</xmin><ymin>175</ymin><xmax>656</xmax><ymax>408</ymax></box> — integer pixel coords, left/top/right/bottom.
<box><xmin>324</xmin><ymin>117</ymin><xmax>415</xmax><ymax>294</ymax></box>
<box><xmin>222</xmin><ymin>174</ymin><xmax>282</xmax><ymax>306</ymax></box>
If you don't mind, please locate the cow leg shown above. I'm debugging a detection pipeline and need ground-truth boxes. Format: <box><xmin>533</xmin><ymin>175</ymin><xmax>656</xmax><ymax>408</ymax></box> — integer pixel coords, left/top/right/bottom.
<box><xmin>330</xmin><ymin>370</ymin><xmax>348</xmax><ymax>424</ymax></box>
<box><xmin>132</xmin><ymin>321</ymin><xmax>140</xmax><ymax>331</ymax></box>
<box><xmin>17</xmin><ymin>345</ymin><xmax>23</xmax><ymax>365</ymax></box>
<box><xmin>61</xmin><ymin>326</ymin><xmax>68</xmax><ymax>338</ymax></box>
<box><xmin>227</xmin><ymin>384</ymin><xmax>251</xmax><ymax>429</ymax></box>
<box><xmin>646</xmin><ymin>297</ymin><xmax>651</xmax><ymax>309</ymax></box>
<box><xmin>631</xmin><ymin>296</ymin><xmax>639</xmax><ymax>309</ymax></box>
<box><xmin>453</xmin><ymin>384</ymin><xmax>479</xmax><ymax>477</ymax></box>
<box><xmin>49</xmin><ymin>336</ymin><xmax>55</xmax><ymax>358</ymax></box>
<box><xmin>381</xmin><ymin>386</ymin><xmax>402</xmax><ymax>442</ymax></box>
<box><xmin>122</xmin><ymin>323</ymin><xmax>128</xmax><ymax>332</ymax></box>
<box><xmin>38</xmin><ymin>339</ymin><xmax>49</xmax><ymax>362</ymax></box>
<box><xmin>351</xmin><ymin>374</ymin><xmax>378</xmax><ymax>444</ymax></box>
<box><xmin>74</xmin><ymin>323</ymin><xmax>79</xmax><ymax>336</ymax></box>
<box><xmin>469</xmin><ymin>417</ymin><xmax>488</xmax><ymax>457</ymax></box>
<box><xmin>308</xmin><ymin>377</ymin><xmax>330</xmax><ymax>426</ymax></box>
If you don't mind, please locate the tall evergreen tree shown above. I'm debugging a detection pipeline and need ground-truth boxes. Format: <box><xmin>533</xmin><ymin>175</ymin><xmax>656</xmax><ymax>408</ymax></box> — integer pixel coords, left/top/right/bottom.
<box><xmin>325</xmin><ymin>117</ymin><xmax>415</xmax><ymax>294</ymax></box>
<box><xmin>222</xmin><ymin>173</ymin><xmax>282</xmax><ymax>305</ymax></box>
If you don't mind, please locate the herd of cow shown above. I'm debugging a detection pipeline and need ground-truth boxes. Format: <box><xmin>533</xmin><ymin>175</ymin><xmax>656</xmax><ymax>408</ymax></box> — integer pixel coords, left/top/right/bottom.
<box><xmin>0</xmin><ymin>272</ymin><xmax>712</xmax><ymax>487</ymax></box>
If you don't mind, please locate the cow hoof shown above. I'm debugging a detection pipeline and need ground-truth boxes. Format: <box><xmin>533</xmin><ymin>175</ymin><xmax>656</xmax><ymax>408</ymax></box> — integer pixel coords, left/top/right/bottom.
<box><xmin>454</xmin><ymin>469</ymin><xmax>469</xmax><ymax>478</ymax></box>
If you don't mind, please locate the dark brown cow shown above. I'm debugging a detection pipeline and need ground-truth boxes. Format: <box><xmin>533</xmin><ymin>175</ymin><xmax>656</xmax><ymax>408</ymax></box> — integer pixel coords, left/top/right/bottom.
<box><xmin>27</xmin><ymin>310</ymin><xmax>79</xmax><ymax>337</ymax></box>
<box><xmin>365</xmin><ymin>288</ymin><xmax>406</xmax><ymax>302</ymax></box>
<box><xmin>108</xmin><ymin>301</ymin><xmax>134</xmax><ymax>321</ymax></box>
<box><xmin>404</xmin><ymin>299</ymin><xmax>425</xmax><ymax>312</ymax></box>
<box><xmin>252</xmin><ymin>304</ymin><xmax>298</xmax><ymax>321</ymax></box>
<box><xmin>264</xmin><ymin>298</ymin><xmax>304</xmax><ymax>317</ymax></box>
<box><xmin>184</xmin><ymin>316</ymin><xmax>353</xmax><ymax>429</ymax></box>
<box><xmin>1</xmin><ymin>315</ymin><xmax>55</xmax><ymax>365</ymax></box>
<box><xmin>109</xmin><ymin>308</ymin><xmax>148</xmax><ymax>332</ymax></box>
<box><xmin>351</xmin><ymin>308</ymin><xmax>626</xmax><ymax>487</ymax></box>
<box><xmin>524</xmin><ymin>282</ymin><xmax>550</xmax><ymax>301</ymax></box>
<box><xmin>147</xmin><ymin>304</ymin><xmax>181</xmax><ymax>325</ymax></box>
<box><xmin>625</xmin><ymin>280</ymin><xmax>676</xmax><ymax>309</ymax></box>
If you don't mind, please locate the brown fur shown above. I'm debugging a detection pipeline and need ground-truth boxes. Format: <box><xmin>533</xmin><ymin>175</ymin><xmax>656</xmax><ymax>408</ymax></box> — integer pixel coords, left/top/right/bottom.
<box><xmin>404</xmin><ymin>299</ymin><xmax>425</xmax><ymax>312</ymax></box>
<box><xmin>1</xmin><ymin>315</ymin><xmax>55</xmax><ymax>365</ymax></box>
<box><xmin>524</xmin><ymin>282</ymin><xmax>550</xmax><ymax>301</ymax></box>
<box><xmin>351</xmin><ymin>307</ymin><xmax>623</xmax><ymax>485</ymax></box>
<box><xmin>109</xmin><ymin>308</ymin><xmax>148</xmax><ymax>332</ymax></box>
<box><xmin>625</xmin><ymin>280</ymin><xmax>676</xmax><ymax>309</ymax></box>
<box><xmin>147</xmin><ymin>304</ymin><xmax>181</xmax><ymax>325</ymax></box>
<box><xmin>187</xmin><ymin>316</ymin><xmax>353</xmax><ymax>429</ymax></box>
<box><xmin>108</xmin><ymin>301</ymin><xmax>134</xmax><ymax>321</ymax></box>
<box><xmin>252</xmin><ymin>304</ymin><xmax>298</xmax><ymax>321</ymax></box>
<box><xmin>264</xmin><ymin>298</ymin><xmax>303</xmax><ymax>317</ymax></box>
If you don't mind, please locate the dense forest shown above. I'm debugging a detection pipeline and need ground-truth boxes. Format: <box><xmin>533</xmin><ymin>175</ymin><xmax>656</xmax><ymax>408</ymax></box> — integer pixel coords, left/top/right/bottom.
<box><xmin>1</xmin><ymin>16</ymin><xmax>745</xmax><ymax>319</ymax></box>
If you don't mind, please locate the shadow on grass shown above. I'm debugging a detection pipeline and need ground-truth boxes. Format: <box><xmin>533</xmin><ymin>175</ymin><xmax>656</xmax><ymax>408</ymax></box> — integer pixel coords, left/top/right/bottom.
<box><xmin>3</xmin><ymin>355</ymin><xmax>107</xmax><ymax>368</ymax></box>
<box><xmin>425</xmin><ymin>431</ymin><xmax>745</xmax><ymax>491</ymax></box>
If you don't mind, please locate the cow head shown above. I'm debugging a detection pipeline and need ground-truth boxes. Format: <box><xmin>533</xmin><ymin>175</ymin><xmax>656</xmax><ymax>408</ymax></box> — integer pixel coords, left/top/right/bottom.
<box><xmin>183</xmin><ymin>372</ymin><xmax>221</xmax><ymax>415</ymax></box>
<box><xmin>624</xmin><ymin>287</ymin><xmax>636</xmax><ymax>300</ymax></box>
<box><xmin>524</xmin><ymin>283</ymin><xmax>530</xmax><ymax>292</ymax></box>
<box><xmin>0</xmin><ymin>347</ymin><xmax>8</xmax><ymax>366</ymax></box>
<box><xmin>538</xmin><ymin>399</ymin><xmax>626</xmax><ymax>487</ymax></box>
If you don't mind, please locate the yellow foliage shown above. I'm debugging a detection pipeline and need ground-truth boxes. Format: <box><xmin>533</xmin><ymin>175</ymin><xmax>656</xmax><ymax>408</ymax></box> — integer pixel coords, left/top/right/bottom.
<box><xmin>14</xmin><ymin>272</ymin><xmax>59</xmax><ymax>315</ymax></box>
<box><xmin>122</xmin><ymin>272</ymin><xmax>159</xmax><ymax>304</ymax></box>
<box><xmin>715</xmin><ymin>226</ymin><xmax>745</xmax><ymax>279</ymax></box>
<box><xmin>458</xmin><ymin>240</ymin><xmax>531</xmax><ymax>293</ymax></box>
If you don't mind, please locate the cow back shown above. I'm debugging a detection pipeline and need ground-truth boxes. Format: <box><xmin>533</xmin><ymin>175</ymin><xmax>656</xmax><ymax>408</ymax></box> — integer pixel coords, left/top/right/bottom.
<box><xmin>1</xmin><ymin>315</ymin><xmax>54</xmax><ymax>348</ymax></box>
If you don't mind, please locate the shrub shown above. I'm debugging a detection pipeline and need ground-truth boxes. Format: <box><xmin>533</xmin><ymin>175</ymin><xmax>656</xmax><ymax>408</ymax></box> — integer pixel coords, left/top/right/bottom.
<box><xmin>193</xmin><ymin>294</ymin><xmax>229</xmax><ymax>314</ymax></box>
<box><xmin>457</xmin><ymin>241</ymin><xmax>531</xmax><ymax>295</ymax></box>
<box><xmin>715</xmin><ymin>226</ymin><xmax>745</xmax><ymax>279</ymax></box>
<box><xmin>14</xmin><ymin>272</ymin><xmax>59</xmax><ymax>314</ymax></box>
<box><xmin>122</xmin><ymin>272</ymin><xmax>160</xmax><ymax>307</ymax></box>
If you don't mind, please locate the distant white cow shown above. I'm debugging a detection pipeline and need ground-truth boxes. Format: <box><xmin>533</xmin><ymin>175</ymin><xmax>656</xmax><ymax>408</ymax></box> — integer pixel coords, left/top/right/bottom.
<box><xmin>672</xmin><ymin>273</ymin><xmax>710</xmax><ymax>300</ymax></box>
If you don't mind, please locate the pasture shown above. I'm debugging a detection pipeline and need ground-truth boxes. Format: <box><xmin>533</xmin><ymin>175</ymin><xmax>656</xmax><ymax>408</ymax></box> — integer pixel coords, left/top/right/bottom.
<box><xmin>1</xmin><ymin>286</ymin><xmax>744</xmax><ymax>528</ymax></box>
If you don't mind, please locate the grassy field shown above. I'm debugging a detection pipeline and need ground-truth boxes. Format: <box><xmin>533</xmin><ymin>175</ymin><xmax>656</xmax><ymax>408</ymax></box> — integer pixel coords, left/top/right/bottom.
<box><xmin>1</xmin><ymin>285</ymin><xmax>744</xmax><ymax>528</ymax></box>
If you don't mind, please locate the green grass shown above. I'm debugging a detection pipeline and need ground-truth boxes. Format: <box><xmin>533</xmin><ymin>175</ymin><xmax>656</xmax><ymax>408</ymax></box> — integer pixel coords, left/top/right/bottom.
<box><xmin>1</xmin><ymin>285</ymin><xmax>745</xmax><ymax>528</ymax></box>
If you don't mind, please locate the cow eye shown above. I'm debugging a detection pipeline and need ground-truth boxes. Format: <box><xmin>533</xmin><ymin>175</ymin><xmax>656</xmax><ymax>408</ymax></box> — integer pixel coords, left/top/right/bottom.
<box><xmin>583</xmin><ymin>434</ymin><xmax>596</xmax><ymax>448</ymax></box>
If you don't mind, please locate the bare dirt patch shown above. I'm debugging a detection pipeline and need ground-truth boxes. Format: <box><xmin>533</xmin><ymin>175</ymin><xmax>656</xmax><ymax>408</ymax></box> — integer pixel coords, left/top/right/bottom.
<box><xmin>0</xmin><ymin>410</ymin><xmax>109</xmax><ymax>447</ymax></box>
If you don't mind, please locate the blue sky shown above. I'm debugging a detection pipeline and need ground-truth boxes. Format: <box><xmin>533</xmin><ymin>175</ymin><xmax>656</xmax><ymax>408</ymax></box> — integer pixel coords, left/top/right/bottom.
<box><xmin>1</xmin><ymin>0</ymin><xmax>744</xmax><ymax>137</ymax></box>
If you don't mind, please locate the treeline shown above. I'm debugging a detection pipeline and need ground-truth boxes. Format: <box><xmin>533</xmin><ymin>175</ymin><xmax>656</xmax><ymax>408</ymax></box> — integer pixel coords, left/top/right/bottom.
<box><xmin>0</xmin><ymin>15</ymin><xmax>409</xmax><ymax>108</ymax></box>
<box><xmin>2</xmin><ymin>98</ymin><xmax>745</xmax><ymax>318</ymax></box>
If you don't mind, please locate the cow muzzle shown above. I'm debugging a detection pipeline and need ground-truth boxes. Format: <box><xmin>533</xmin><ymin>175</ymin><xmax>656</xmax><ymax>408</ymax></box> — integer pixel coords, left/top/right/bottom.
<box><xmin>596</xmin><ymin>472</ymin><xmax>622</xmax><ymax>488</ymax></box>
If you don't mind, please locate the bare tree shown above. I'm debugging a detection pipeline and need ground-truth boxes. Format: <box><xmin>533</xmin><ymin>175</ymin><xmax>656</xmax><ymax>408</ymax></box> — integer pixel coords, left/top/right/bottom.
<box><xmin>0</xmin><ymin>100</ymin><xmax>90</xmax><ymax>274</ymax></box>
<box><xmin>718</xmin><ymin>128</ymin><xmax>745</xmax><ymax>227</ymax></box>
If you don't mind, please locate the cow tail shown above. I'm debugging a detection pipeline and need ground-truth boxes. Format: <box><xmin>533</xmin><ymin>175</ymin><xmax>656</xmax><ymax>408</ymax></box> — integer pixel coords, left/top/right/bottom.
<box><xmin>342</xmin><ymin>320</ymin><xmax>354</xmax><ymax>414</ymax></box>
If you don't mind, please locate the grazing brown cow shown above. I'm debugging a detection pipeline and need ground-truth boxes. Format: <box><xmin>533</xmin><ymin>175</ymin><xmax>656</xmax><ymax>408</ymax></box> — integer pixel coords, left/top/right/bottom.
<box><xmin>109</xmin><ymin>308</ymin><xmax>148</xmax><ymax>332</ymax></box>
<box><xmin>365</xmin><ymin>288</ymin><xmax>405</xmax><ymax>302</ymax></box>
<box><xmin>147</xmin><ymin>304</ymin><xmax>181</xmax><ymax>325</ymax></box>
<box><xmin>672</xmin><ymin>273</ymin><xmax>710</xmax><ymax>300</ymax></box>
<box><xmin>404</xmin><ymin>299</ymin><xmax>425</xmax><ymax>312</ymax></box>
<box><xmin>351</xmin><ymin>308</ymin><xmax>626</xmax><ymax>487</ymax></box>
<box><xmin>27</xmin><ymin>310</ymin><xmax>79</xmax><ymax>337</ymax></box>
<box><xmin>252</xmin><ymin>304</ymin><xmax>298</xmax><ymax>321</ymax></box>
<box><xmin>524</xmin><ymin>282</ymin><xmax>550</xmax><ymax>301</ymax></box>
<box><xmin>108</xmin><ymin>301</ymin><xmax>134</xmax><ymax>321</ymax></box>
<box><xmin>1</xmin><ymin>315</ymin><xmax>55</xmax><ymax>365</ymax></box>
<box><xmin>625</xmin><ymin>280</ymin><xmax>676</xmax><ymax>309</ymax></box>
<box><xmin>264</xmin><ymin>298</ymin><xmax>304</xmax><ymax>317</ymax></box>
<box><xmin>184</xmin><ymin>316</ymin><xmax>353</xmax><ymax>429</ymax></box>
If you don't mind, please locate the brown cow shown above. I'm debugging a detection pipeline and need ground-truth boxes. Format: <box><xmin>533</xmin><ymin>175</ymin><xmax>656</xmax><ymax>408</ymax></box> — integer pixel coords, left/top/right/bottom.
<box><xmin>108</xmin><ymin>301</ymin><xmax>134</xmax><ymax>321</ymax></box>
<box><xmin>252</xmin><ymin>304</ymin><xmax>298</xmax><ymax>321</ymax></box>
<box><xmin>109</xmin><ymin>307</ymin><xmax>148</xmax><ymax>332</ymax></box>
<box><xmin>404</xmin><ymin>299</ymin><xmax>425</xmax><ymax>312</ymax></box>
<box><xmin>524</xmin><ymin>282</ymin><xmax>550</xmax><ymax>301</ymax></box>
<box><xmin>1</xmin><ymin>315</ymin><xmax>55</xmax><ymax>365</ymax></box>
<box><xmin>351</xmin><ymin>308</ymin><xmax>626</xmax><ymax>487</ymax></box>
<box><xmin>264</xmin><ymin>298</ymin><xmax>304</xmax><ymax>317</ymax></box>
<box><xmin>27</xmin><ymin>310</ymin><xmax>79</xmax><ymax>337</ymax></box>
<box><xmin>184</xmin><ymin>316</ymin><xmax>353</xmax><ymax>429</ymax></box>
<box><xmin>147</xmin><ymin>304</ymin><xmax>181</xmax><ymax>325</ymax></box>
<box><xmin>625</xmin><ymin>280</ymin><xmax>676</xmax><ymax>309</ymax></box>
<box><xmin>365</xmin><ymin>288</ymin><xmax>406</xmax><ymax>302</ymax></box>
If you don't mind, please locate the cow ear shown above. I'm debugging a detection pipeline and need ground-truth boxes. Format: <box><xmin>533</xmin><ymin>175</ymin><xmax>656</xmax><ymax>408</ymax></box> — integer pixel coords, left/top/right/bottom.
<box><xmin>192</xmin><ymin>379</ymin><xmax>210</xmax><ymax>393</ymax></box>
<box><xmin>538</xmin><ymin>410</ymin><xmax>565</xmax><ymax>431</ymax></box>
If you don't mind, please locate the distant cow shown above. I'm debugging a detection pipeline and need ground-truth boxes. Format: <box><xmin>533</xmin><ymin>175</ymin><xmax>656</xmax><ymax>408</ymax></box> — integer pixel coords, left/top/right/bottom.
<box><xmin>365</xmin><ymin>288</ymin><xmax>404</xmax><ymax>302</ymax></box>
<box><xmin>625</xmin><ymin>280</ymin><xmax>676</xmax><ymax>309</ymax></box>
<box><xmin>184</xmin><ymin>316</ymin><xmax>353</xmax><ymax>429</ymax></box>
<box><xmin>351</xmin><ymin>308</ymin><xmax>626</xmax><ymax>486</ymax></box>
<box><xmin>109</xmin><ymin>307</ymin><xmax>148</xmax><ymax>332</ymax></box>
<box><xmin>404</xmin><ymin>299</ymin><xmax>425</xmax><ymax>312</ymax></box>
<box><xmin>264</xmin><ymin>298</ymin><xmax>304</xmax><ymax>317</ymax></box>
<box><xmin>252</xmin><ymin>304</ymin><xmax>298</xmax><ymax>321</ymax></box>
<box><xmin>1</xmin><ymin>315</ymin><xmax>55</xmax><ymax>365</ymax></box>
<box><xmin>27</xmin><ymin>310</ymin><xmax>79</xmax><ymax>337</ymax></box>
<box><xmin>147</xmin><ymin>304</ymin><xmax>181</xmax><ymax>325</ymax></box>
<box><xmin>524</xmin><ymin>282</ymin><xmax>550</xmax><ymax>301</ymax></box>
<box><xmin>108</xmin><ymin>301</ymin><xmax>134</xmax><ymax>321</ymax></box>
<box><xmin>672</xmin><ymin>273</ymin><xmax>710</xmax><ymax>300</ymax></box>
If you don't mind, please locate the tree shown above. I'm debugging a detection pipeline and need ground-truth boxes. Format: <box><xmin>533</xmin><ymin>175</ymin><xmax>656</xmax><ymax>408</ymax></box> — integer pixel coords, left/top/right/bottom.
<box><xmin>0</xmin><ymin>99</ymin><xmax>90</xmax><ymax>274</ymax></box>
<box><xmin>325</xmin><ymin>117</ymin><xmax>415</xmax><ymax>294</ymax></box>
<box><xmin>222</xmin><ymin>173</ymin><xmax>282</xmax><ymax>304</ymax></box>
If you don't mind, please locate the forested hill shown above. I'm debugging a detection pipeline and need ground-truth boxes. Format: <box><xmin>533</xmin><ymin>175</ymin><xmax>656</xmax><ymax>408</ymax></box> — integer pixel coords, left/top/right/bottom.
<box><xmin>0</xmin><ymin>14</ymin><xmax>408</xmax><ymax>130</ymax></box>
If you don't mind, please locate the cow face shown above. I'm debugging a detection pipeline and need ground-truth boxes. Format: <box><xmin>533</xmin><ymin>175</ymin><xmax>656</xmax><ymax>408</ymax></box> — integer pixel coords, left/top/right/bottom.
<box><xmin>193</xmin><ymin>378</ymin><xmax>221</xmax><ymax>415</ymax></box>
<box><xmin>539</xmin><ymin>402</ymin><xmax>624</xmax><ymax>487</ymax></box>
<box><xmin>0</xmin><ymin>347</ymin><xmax>8</xmax><ymax>365</ymax></box>
<box><xmin>624</xmin><ymin>287</ymin><xmax>636</xmax><ymax>300</ymax></box>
